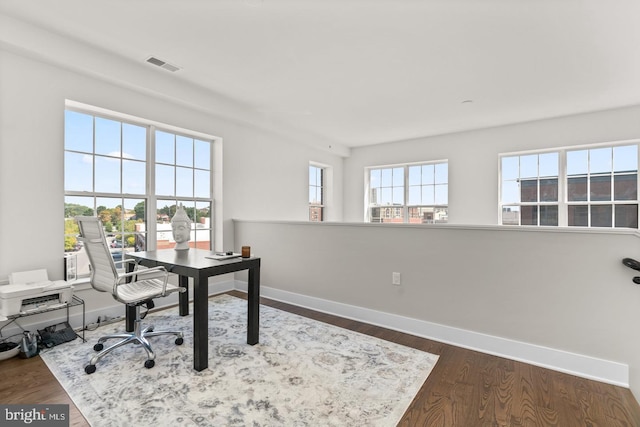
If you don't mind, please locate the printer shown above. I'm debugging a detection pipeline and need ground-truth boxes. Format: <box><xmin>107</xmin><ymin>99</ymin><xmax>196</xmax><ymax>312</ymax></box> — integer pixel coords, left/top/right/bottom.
<box><xmin>0</xmin><ymin>269</ymin><xmax>74</xmax><ymax>318</ymax></box>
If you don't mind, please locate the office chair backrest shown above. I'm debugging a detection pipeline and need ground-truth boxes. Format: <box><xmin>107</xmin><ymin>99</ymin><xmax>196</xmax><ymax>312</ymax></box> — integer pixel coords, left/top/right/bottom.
<box><xmin>76</xmin><ymin>216</ymin><xmax>119</xmax><ymax>294</ymax></box>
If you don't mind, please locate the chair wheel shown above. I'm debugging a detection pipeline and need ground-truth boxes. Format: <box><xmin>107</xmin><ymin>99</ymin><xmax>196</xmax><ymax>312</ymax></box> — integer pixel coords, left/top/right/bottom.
<box><xmin>144</xmin><ymin>359</ymin><xmax>155</xmax><ymax>369</ymax></box>
<box><xmin>175</xmin><ymin>337</ymin><xmax>184</xmax><ymax>345</ymax></box>
<box><xmin>93</xmin><ymin>343</ymin><xmax>104</xmax><ymax>351</ymax></box>
<box><xmin>85</xmin><ymin>365</ymin><xmax>96</xmax><ymax>374</ymax></box>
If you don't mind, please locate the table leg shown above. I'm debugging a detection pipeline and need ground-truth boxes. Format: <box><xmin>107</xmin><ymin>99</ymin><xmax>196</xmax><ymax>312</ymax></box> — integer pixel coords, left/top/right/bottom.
<box><xmin>179</xmin><ymin>275</ymin><xmax>189</xmax><ymax>316</ymax></box>
<box><xmin>125</xmin><ymin>262</ymin><xmax>135</xmax><ymax>332</ymax></box>
<box><xmin>247</xmin><ymin>263</ymin><xmax>260</xmax><ymax>345</ymax></box>
<box><xmin>193</xmin><ymin>271</ymin><xmax>208</xmax><ymax>371</ymax></box>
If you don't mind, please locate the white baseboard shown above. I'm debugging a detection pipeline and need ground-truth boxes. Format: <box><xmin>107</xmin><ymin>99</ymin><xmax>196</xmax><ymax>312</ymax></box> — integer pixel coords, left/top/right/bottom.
<box><xmin>234</xmin><ymin>280</ymin><xmax>629</xmax><ymax>388</ymax></box>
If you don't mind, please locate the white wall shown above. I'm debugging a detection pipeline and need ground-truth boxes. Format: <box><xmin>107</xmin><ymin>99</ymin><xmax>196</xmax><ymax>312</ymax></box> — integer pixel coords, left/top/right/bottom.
<box><xmin>235</xmin><ymin>220</ymin><xmax>640</xmax><ymax>398</ymax></box>
<box><xmin>0</xmin><ymin>47</ymin><xmax>343</xmax><ymax>324</ymax></box>
<box><xmin>344</xmin><ymin>105</ymin><xmax>640</xmax><ymax>223</ymax></box>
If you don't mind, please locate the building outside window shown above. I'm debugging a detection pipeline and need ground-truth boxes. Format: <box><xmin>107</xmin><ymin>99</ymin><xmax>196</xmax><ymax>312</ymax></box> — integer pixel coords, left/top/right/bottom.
<box><xmin>566</xmin><ymin>145</ymin><xmax>637</xmax><ymax>228</ymax></box>
<box><xmin>501</xmin><ymin>152</ymin><xmax>559</xmax><ymax>226</ymax></box>
<box><xmin>309</xmin><ymin>164</ymin><xmax>325</xmax><ymax>221</ymax></box>
<box><xmin>367</xmin><ymin>161</ymin><xmax>448</xmax><ymax>224</ymax></box>
<box><xmin>500</xmin><ymin>142</ymin><xmax>638</xmax><ymax>228</ymax></box>
<box><xmin>64</xmin><ymin>107</ymin><xmax>214</xmax><ymax>278</ymax></box>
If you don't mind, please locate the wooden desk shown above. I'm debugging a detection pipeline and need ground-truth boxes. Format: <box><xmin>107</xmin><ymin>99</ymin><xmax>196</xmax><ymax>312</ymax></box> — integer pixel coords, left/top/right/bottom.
<box><xmin>125</xmin><ymin>249</ymin><xmax>260</xmax><ymax>371</ymax></box>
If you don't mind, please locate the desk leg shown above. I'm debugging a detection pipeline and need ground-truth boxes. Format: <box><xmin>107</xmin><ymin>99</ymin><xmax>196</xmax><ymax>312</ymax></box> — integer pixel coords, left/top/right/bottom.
<box><xmin>125</xmin><ymin>262</ymin><xmax>135</xmax><ymax>332</ymax></box>
<box><xmin>247</xmin><ymin>263</ymin><xmax>260</xmax><ymax>345</ymax></box>
<box><xmin>193</xmin><ymin>271</ymin><xmax>208</xmax><ymax>371</ymax></box>
<box><xmin>179</xmin><ymin>275</ymin><xmax>189</xmax><ymax>316</ymax></box>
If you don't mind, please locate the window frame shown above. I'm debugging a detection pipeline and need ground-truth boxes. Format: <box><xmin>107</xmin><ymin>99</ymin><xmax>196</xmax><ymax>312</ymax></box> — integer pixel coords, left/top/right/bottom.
<box><xmin>499</xmin><ymin>150</ymin><xmax>561</xmax><ymax>226</ymax></box>
<box><xmin>64</xmin><ymin>102</ymin><xmax>218</xmax><ymax>278</ymax></box>
<box><xmin>499</xmin><ymin>139</ymin><xmax>640</xmax><ymax>228</ymax></box>
<box><xmin>365</xmin><ymin>160</ymin><xmax>449</xmax><ymax>224</ymax></box>
<box><xmin>309</xmin><ymin>163</ymin><xmax>326</xmax><ymax>222</ymax></box>
<box><xmin>153</xmin><ymin>127</ymin><xmax>214</xmax><ymax>250</ymax></box>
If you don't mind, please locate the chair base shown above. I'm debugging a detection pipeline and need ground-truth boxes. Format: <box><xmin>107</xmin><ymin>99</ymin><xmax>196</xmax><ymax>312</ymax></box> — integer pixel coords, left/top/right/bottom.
<box><xmin>84</xmin><ymin>305</ymin><xmax>183</xmax><ymax>374</ymax></box>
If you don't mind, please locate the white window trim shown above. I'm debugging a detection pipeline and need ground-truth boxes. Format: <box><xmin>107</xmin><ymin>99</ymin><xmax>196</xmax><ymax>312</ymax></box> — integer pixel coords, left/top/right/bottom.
<box><xmin>364</xmin><ymin>159</ymin><xmax>449</xmax><ymax>223</ymax></box>
<box><xmin>309</xmin><ymin>161</ymin><xmax>331</xmax><ymax>221</ymax></box>
<box><xmin>64</xmin><ymin>99</ymin><xmax>222</xmax><ymax>255</ymax></box>
<box><xmin>498</xmin><ymin>138</ymin><xmax>640</xmax><ymax>227</ymax></box>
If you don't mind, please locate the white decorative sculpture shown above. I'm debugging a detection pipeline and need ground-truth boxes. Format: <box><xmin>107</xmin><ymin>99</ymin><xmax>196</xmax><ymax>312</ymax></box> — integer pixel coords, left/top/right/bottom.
<box><xmin>171</xmin><ymin>203</ymin><xmax>192</xmax><ymax>251</ymax></box>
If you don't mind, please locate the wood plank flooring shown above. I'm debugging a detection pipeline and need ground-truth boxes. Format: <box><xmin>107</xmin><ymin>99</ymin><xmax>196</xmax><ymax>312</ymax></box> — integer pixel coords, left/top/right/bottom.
<box><xmin>1</xmin><ymin>290</ymin><xmax>639</xmax><ymax>426</ymax></box>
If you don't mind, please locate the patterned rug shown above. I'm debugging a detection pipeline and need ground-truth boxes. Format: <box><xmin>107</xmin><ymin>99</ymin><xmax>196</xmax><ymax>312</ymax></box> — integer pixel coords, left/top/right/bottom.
<box><xmin>41</xmin><ymin>294</ymin><xmax>438</xmax><ymax>426</ymax></box>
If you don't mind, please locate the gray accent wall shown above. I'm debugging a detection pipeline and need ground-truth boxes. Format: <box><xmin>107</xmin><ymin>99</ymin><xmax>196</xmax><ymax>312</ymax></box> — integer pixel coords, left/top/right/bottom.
<box><xmin>235</xmin><ymin>220</ymin><xmax>640</xmax><ymax>398</ymax></box>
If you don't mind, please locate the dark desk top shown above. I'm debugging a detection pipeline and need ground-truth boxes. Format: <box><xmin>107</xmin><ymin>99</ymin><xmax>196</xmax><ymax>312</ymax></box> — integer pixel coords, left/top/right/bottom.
<box><xmin>126</xmin><ymin>249</ymin><xmax>260</xmax><ymax>276</ymax></box>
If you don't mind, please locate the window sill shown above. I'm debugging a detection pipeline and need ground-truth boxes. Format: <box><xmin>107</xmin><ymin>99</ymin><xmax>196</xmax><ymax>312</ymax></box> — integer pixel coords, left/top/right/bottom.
<box><xmin>233</xmin><ymin>219</ymin><xmax>640</xmax><ymax>238</ymax></box>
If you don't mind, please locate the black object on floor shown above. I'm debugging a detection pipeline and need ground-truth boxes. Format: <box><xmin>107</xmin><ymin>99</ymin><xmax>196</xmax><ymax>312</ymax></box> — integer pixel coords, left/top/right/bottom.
<box><xmin>38</xmin><ymin>322</ymin><xmax>77</xmax><ymax>348</ymax></box>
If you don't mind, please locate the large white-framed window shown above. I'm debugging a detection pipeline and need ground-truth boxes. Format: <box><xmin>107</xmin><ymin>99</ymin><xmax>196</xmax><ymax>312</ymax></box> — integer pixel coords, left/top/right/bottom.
<box><xmin>500</xmin><ymin>140</ymin><xmax>638</xmax><ymax>228</ymax></box>
<box><xmin>64</xmin><ymin>104</ymin><xmax>216</xmax><ymax>278</ymax></box>
<box><xmin>309</xmin><ymin>164</ymin><xmax>325</xmax><ymax>222</ymax></box>
<box><xmin>366</xmin><ymin>161</ymin><xmax>448</xmax><ymax>224</ymax></box>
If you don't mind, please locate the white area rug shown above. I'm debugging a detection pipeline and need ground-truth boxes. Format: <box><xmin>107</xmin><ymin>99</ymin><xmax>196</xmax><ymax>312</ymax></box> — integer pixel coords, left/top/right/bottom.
<box><xmin>41</xmin><ymin>295</ymin><xmax>438</xmax><ymax>426</ymax></box>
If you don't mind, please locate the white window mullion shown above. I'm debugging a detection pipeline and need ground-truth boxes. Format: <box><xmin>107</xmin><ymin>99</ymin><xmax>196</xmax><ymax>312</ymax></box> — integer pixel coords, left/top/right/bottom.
<box><xmin>637</xmin><ymin>146</ymin><xmax>640</xmax><ymax>228</ymax></box>
<box><xmin>610</xmin><ymin>148</ymin><xmax>616</xmax><ymax>227</ymax></box>
<box><xmin>147</xmin><ymin>126</ymin><xmax>158</xmax><ymax>250</ymax></box>
<box><xmin>209</xmin><ymin>140</ymin><xmax>215</xmax><ymax>244</ymax></box>
<box><xmin>118</xmin><ymin>123</ymin><xmax>125</xmax><ymax>235</ymax></box>
<box><xmin>92</xmin><ymin>116</ymin><xmax>97</xmax><ymax>201</ymax></box>
<box><xmin>558</xmin><ymin>150</ymin><xmax>567</xmax><ymax>226</ymax></box>
<box><xmin>404</xmin><ymin>166</ymin><xmax>409</xmax><ymax>223</ymax></box>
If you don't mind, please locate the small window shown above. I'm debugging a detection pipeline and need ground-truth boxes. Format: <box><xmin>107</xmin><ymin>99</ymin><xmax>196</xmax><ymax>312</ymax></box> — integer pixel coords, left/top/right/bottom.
<box><xmin>367</xmin><ymin>161</ymin><xmax>448</xmax><ymax>224</ymax></box>
<box><xmin>309</xmin><ymin>165</ymin><xmax>325</xmax><ymax>221</ymax></box>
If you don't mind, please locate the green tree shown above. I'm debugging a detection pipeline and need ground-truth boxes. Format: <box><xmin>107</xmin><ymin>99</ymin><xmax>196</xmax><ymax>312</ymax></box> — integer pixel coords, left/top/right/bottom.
<box><xmin>98</xmin><ymin>209</ymin><xmax>112</xmax><ymax>226</ymax></box>
<box><xmin>196</xmin><ymin>207</ymin><xmax>210</xmax><ymax>222</ymax></box>
<box><xmin>64</xmin><ymin>203</ymin><xmax>93</xmax><ymax>218</ymax></box>
<box><xmin>111</xmin><ymin>206</ymin><xmax>123</xmax><ymax>231</ymax></box>
<box><xmin>184</xmin><ymin>206</ymin><xmax>196</xmax><ymax>221</ymax></box>
<box><xmin>134</xmin><ymin>201</ymin><xmax>145</xmax><ymax>220</ymax></box>
<box><xmin>64</xmin><ymin>219</ymin><xmax>80</xmax><ymax>251</ymax></box>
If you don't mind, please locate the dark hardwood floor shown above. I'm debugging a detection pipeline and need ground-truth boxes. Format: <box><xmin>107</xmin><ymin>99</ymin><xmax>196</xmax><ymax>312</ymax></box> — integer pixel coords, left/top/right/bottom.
<box><xmin>2</xmin><ymin>290</ymin><xmax>639</xmax><ymax>426</ymax></box>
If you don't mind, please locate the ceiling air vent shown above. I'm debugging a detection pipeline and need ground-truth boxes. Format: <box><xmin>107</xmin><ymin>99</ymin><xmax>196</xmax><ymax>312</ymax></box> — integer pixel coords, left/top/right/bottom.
<box><xmin>146</xmin><ymin>56</ymin><xmax>181</xmax><ymax>72</ymax></box>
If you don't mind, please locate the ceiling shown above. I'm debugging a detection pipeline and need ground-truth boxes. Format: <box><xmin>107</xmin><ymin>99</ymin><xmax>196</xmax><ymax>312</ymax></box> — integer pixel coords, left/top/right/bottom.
<box><xmin>1</xmin><ymin>0</ymin><xmax>639</xmax><ymax>150</ymax></box>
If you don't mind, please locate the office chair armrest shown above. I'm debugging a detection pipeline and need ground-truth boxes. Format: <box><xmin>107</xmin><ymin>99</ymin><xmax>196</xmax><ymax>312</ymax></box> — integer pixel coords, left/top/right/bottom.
<box><xmin>114</xmin><ymin>259</ymin><xmax>137</xmax><ymax>268</ymax></box>
<box><xmin>117</xmin><ymin>266</ymin><xmax>168</xmax><ymax>281</ymax></box>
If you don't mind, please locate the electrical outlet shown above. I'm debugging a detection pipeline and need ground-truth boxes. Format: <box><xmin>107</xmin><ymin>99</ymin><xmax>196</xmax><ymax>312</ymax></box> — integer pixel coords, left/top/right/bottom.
<box><xmin>392</xmin><ymin>272</ymin><xmax>401</xmax><ymax>286</ymax></box>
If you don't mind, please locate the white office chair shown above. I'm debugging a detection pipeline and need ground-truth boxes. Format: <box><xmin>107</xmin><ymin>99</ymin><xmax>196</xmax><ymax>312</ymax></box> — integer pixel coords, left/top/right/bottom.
<box><xmin>76</xmin><ymin>216</ymin><xmax>186</xmax><ymax>374</ymax></box>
